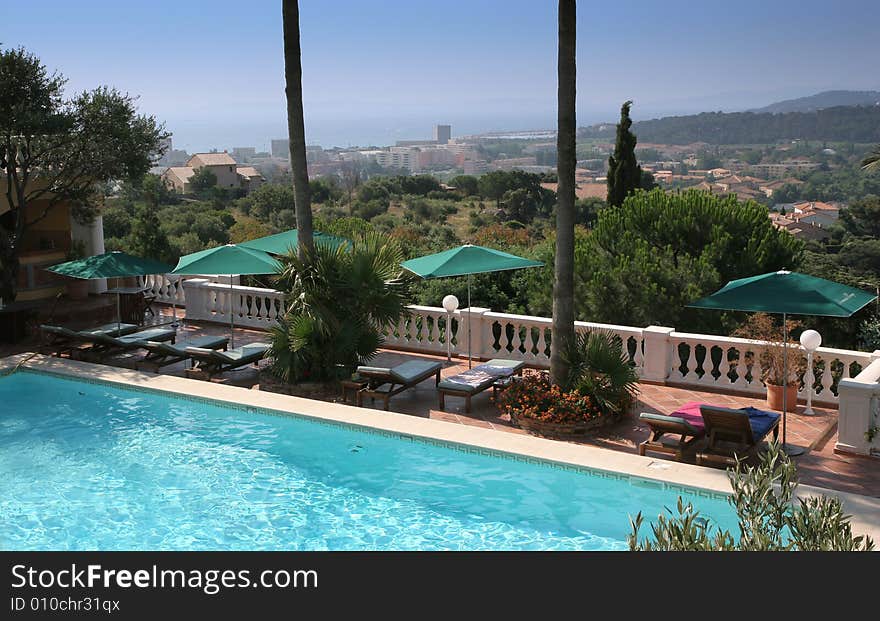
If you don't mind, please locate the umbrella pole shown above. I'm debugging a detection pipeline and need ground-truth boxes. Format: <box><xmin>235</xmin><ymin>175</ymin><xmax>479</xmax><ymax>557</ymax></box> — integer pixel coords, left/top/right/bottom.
<box><xmin>229</xmin><ymin>276</ymin><xmax>235</xmax><ymax>349</ymax></box>
<box><xmin>467</xmin><ymin>274</ymin><xmax>472</xmax><ymax>369</ymax></box>
<box><xmin>116</xmin><ymin>277</ymin><xmax>121</xmax><ymax>334</ymax></box>
<box><xmin>782</xmin><ymin>312</ymin><xmax>805</xmax><ymax>457</ymax></box>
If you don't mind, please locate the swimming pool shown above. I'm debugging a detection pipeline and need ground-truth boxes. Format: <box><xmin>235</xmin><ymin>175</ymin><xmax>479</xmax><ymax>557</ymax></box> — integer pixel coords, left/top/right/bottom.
<box><xmin>0</xmin><ymin>370</ymin><xmax>739</xmax><ymax>550</ymax></box>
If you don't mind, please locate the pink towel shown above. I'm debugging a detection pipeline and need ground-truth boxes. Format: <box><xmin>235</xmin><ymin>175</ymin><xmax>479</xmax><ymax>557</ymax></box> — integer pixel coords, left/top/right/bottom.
<box><xmin>670</xmin><ymin>401</ymin><xmax>708</xmax><ymax>431</ymax></box>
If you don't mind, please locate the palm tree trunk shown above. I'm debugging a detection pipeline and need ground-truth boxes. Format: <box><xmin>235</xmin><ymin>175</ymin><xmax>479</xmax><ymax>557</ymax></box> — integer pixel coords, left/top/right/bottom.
<box><xmin>550</xmin><ymin>0</ymin><xmax>577</xmax><ymax>386</ymax></box>
<box><xmin>282</xmin><ymin>0</ymin><xmax>314</xmax><ymax>260</ymax></box>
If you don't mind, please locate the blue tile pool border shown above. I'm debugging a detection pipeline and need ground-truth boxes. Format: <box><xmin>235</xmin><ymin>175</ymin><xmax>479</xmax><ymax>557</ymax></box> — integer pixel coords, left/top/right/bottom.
<box><xmin>9</xmin><ymin>367</ymin><xmax>732</xmax><ymax>503</ymax></box>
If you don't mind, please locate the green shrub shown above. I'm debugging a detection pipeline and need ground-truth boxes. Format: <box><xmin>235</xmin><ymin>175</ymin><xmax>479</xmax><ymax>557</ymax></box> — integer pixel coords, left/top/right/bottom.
<box><xmin>629</xmin><ymin>442</ymin><xmax>874</xmax><ymax>551</ymax></box>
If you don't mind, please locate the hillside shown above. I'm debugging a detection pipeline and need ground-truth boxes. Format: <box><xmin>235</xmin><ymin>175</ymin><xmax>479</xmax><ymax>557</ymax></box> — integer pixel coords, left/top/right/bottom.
<box><xmin>751</xmin><ymin>90</ymin><xmax>880</xmax><ymax>114</ymax></box>
<box><xmin>578</xmin><ymin>105</ymin><xmax>880</xmax><ymax>145</ymax></box>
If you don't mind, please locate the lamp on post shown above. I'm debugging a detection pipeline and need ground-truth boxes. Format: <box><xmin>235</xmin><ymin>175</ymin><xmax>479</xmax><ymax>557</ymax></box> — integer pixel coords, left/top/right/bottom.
<box><xmin>800</xmin><ymin>329</ymin><xmax>822</xmax><ymax>416</ymax></box>
<box><xmin>167</xmin><ymin>274</ymin><xmax>181</xmax><ymax>328</ymax></box>
<box><xmin>442</xmin><ymin>294</ymin><xmax>459</xmax><ymax>363</ymax></box>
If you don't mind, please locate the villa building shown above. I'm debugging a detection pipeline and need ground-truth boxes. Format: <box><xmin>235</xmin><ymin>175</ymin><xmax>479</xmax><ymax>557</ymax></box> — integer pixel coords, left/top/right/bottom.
<box><xmin>0</xmin><ymin>180</ymin><xmax>105</xmax><ymax>301</ymax></box>
<box><xmin>161</xmin><ymin>152</ymin><xmax>266</xmax><ymax>194</ymax></box>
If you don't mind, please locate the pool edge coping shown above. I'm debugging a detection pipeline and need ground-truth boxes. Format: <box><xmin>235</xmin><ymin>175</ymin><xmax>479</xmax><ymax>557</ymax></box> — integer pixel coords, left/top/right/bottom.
<box><xmin>4</xmin><ymin>352</ymin><xmax>879</xmax><ymax>543</ymax></box>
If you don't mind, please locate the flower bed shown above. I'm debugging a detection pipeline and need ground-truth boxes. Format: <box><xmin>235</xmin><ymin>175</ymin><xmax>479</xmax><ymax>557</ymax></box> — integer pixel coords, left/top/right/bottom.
<box><xmin>496</xmin><ymin>370</ymin><xmax>614</xmax><ymax>439</ymax></box>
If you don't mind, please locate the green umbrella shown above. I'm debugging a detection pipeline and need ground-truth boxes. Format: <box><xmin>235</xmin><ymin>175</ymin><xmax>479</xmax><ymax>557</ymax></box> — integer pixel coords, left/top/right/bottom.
<box><xmin>47</xmin><ymin>251</ymin><xmax>173</xmax><ymax>332</ymax></box>
<box><xmin>401</xmin><ymin>244</ymin><xmax>543</xmax><ymax>367</ymax></box>
<box><xmin>239</xmin><ymin>229</ymin><xmax>349</xmax><ymax>255</ymax></box>
<box><xmin>171</xmin><ymin>244</ymin><xmax>281</xmax><ymax>347</ymax></box>
<box><xmin>689</xmin><ymin>269</ymin><xmax>877</xmax><ymax>455</ymax></box>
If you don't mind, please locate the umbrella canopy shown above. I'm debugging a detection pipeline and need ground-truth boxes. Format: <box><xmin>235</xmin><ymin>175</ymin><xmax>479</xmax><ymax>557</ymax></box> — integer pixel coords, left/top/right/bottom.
<box><xmin>688</xmin><ymin>270</ymin><xmax>876</xmax><ymax>317</ymax></box>
<box><xmin>47</xmin><ymin>250</ymin><xmax>172</xmax><ymax>279</ymax></box>
<box><xmin>171</xmin><ymin>244</ymin><xmax>280</xmax><ymax>276</ymax></box>
<box><xmin>238</xmin><ymin>229</ymin><xmax>349</xmax><ymax>256</ymax></box>
<box><xmin>401</xmin><ymin>244</ymin><xmax>543</xmax><ymax>279</ymax></box>
<box><xmin>402</xmin><ymin>244</ymin><xmax>544</xmax><ymax>367</ymax></box>
<box><xmin>171</xmin><ymin>244</ymin><xmax>280</xmax><ymax>348</ymax></box>
<box><xmin>689</xmin><ymin>269</ymin><xmax>877</xmax><ymax>456</ymax></box>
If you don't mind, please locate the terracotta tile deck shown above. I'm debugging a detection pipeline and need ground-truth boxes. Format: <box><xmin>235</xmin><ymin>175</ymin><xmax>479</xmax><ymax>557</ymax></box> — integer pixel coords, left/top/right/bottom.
<box><xmin>4</xmin><ymin>302</ymin><xmax>878</xmax><ymax>499</ymax></box>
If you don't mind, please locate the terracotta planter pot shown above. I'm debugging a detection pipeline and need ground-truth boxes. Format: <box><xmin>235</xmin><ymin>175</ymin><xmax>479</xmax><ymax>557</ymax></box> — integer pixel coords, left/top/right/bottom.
<box><xmin>512</xmin><ymin>413</ymin><xmax>608</xmax><ymax>439</ymax></box>
<box><xmin>766</xmin><ymin>382</ymin><xmax>798</xmax><ymax>411</ymax></box>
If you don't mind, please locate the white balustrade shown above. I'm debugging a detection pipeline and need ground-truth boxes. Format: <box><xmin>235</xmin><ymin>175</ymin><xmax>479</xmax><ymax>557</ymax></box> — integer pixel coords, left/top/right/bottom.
<box><xmin>181</xmin><ymin>279</ymin><xmax>285</xmax><ymax>329</ymax></box>
<box><xmin>152</xmin><ymin>273</ymin><xmax>878</xmax><ymax>407</ymax></box>
<box><xmin>382</xmin><ymin>304</ymin><xmax>457</xmax><ymax>355</ymax></box>
<box><xmin>138</xmin><ymin>274</ymin><xmax>186</xmax><ymax>305</ymax></box>
<box><xmin>667</xmin><ymin>332</ymin><xmax>874</xmax><ymax>404</ymax></box>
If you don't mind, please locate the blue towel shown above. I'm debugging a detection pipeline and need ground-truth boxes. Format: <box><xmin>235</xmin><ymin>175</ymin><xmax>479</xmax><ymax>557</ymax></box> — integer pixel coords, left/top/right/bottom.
<box><xmin>739</xmin><ymin>406</ymin><xmax>781</xmax><ymax>440</ymax></box>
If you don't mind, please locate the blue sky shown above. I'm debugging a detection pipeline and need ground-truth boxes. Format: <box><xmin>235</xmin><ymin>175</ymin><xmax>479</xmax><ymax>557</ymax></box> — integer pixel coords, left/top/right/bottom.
<box><xmin>5</xmin><ymin>0</ymin><xmax>878</xmax><ymax>150</ymax></box>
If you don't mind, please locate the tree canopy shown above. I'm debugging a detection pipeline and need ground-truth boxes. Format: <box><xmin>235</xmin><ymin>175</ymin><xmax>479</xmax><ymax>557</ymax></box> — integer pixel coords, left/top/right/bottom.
<box><xmin>0</xmin><ymin>46</ymin><xmax>165</xmax><ymax>300</ymax></box>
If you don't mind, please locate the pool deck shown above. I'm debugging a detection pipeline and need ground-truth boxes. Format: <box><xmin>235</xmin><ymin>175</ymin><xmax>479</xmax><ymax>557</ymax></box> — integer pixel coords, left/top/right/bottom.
<box><xmin>3</xmin><ymin>350</ymin><xmax>879</xmax><ymax>542</ymax></box>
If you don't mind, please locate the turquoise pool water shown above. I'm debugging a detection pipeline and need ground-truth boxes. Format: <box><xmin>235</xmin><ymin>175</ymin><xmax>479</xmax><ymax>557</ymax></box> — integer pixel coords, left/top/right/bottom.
<box><xmin>0</xmin><ymin>371</ymin><xmax>739</xmax><ymax>550</ymax></box>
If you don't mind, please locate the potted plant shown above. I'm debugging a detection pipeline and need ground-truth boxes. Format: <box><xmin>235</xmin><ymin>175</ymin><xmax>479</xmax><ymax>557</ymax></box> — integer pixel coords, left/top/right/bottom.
<box><xmin>497</xmin><ymin>331</ymin><xmax>640</xmax><ymax>439</ymax></box>
<box><xmin>733</xmin><ymin>313</ymin><xmax>804</xmax><ymax>411</ymax></box>
<box><xmin>64</xmin><ymin>239</ymin><xmax>90</xmax><ymax>300</ymax></box>
<box><xmin>496</xmin><ymin>371</ymin><xmax>607</xmax><ymax>438</ymax></box>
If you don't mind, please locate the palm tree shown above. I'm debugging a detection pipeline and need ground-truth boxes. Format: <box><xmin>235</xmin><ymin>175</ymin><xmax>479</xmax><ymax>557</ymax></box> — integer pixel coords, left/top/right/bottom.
<box><xmin>862</xmin><ymin>145</ymin><xmax>880</xmax><ymax>172</ymax></box>
<box><xmin>282</xmin><ymin>0</ymin><xmax>314</xmax><ymax>259</ymax></box>
<box><xmin>270</xmin><ymin>232</ymin><xmax>411</xmax><ymax>382</ymax></box>
<box><xmin>550</xmin><ymin>0</ymin><xmax>577</xmax><ymax>385</ymax></box>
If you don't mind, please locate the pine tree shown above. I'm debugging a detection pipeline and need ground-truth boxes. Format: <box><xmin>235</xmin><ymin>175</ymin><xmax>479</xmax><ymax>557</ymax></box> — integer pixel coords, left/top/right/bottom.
<box><xmin>127</xmin><ymin>204</ymin><xmax>172</xmax><ymax>263</ymax></box>
<box><xmin>606</xmin><ymin>100</ymin><xmax>643</xmax><ymax>207</ymax></box>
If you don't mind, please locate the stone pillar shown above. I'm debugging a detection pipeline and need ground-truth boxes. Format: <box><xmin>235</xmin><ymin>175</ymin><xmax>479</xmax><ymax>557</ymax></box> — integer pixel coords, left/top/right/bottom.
<box><xmin>835</xmin><ymin>358</ymin><xmax>880</xmax><ymax>456</ymax></box>
<box><xmin>70</xmin><ymin>214</ymin><xmax>108</xmax><ymax>293</ymax></box>
<box><xmin>641</xmin><ymin>325</ymin><xmax>675</xmax><ymax>383</ymax></box>
<box><xmin>181</xmin><ymin>278</ymin><xmax>211</xmax><ymax>322</ymax></box>
<box><xmin>457</xmin><ymin>307</ymin><xmax>490</xmax><ymax>362</ymax></box>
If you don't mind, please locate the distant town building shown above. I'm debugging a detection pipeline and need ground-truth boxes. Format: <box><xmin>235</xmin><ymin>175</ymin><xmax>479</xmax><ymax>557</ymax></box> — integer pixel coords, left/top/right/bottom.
<box><xmin>433</xmin><ymin>124</ymin><xmax>451</xmax><ymax>144</ymax></box>
<box><xmin>271</xmin><ymin>138</ymin><xmax>290</xmax><ymax>159</ymax></box>
<box><xmin>462</xmin><ymin>159</ymin><xmax>489</xmax><ymax>175</ymax></box>
<box><xmin>231</xmin><ymin>147</ymin><xmax>256</xmax><ymax>163</ymax></box>
<box><xmin>750</xmin><ymin>160</ymin><xmax>821</xmax><ymax>177</ymax></box>
<box><xmin>153</xmin><ymin>136</ymin><xmax>189</xmax><ymax>167</ymax></box>
<box><xmin>375</xmin><ymin>147</ymin><xmax>422</xmax><ymax>172</ymax></box>
<box><xmin>491</xmin><ymin>156</ymin><xmax>538</xmax><ymax>171</ymax></box>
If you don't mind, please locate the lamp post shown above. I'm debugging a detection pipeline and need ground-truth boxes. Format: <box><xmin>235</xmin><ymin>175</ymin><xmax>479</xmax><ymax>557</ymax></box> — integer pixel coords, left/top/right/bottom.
<box><xmin>167</xmin><ymin>274</ymin><xmax>181</xmax><ymax>328</ymax></box>
<box><xmin>442</xmin><ymin>294</ymin><xmax>459</xmax><ymax>363</ymax></box>
<box><xmin>800</xmin><ymin>329</ymin><xmax>822</xmax><ymax>416</ymax></box>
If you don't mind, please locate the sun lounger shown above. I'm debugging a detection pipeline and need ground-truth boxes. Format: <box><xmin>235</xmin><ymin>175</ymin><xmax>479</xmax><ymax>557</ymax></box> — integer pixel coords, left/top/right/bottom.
<box><xmin>639</xmin><ymin>405</ymin><xmax>706</xmax><ymax>461</ymax></box>
<box><xmin>696</xmin><ymin>404</ymin><xmax>781</xmax><ymax>467</ymax></box>
<box><xmin>86</xmin><ymin>326</ymin><xmax>177</xmax><ymax>355</ymax></box>
<box><xmin>39</xmin><ymin>322</ymin><xmax>139</xmax><ymax>355</ymax></box>
<box><xmin>437</xmin><ymin>359</ymin><xmax>525</xmax><ymax>413</ymax></box>
<box><xmin>356</xmin><ymin>360</ymin><xmax>443</xmax><ymax>410</ymax></box>
<box><xmin>140</xmin><ymin>335</ymin><xmax>229</xmax><ymax>371</ymax></box>
<box><xmin>185</xmin><ymin>342</ymin><xmax>271</xmax><ymax>378</ymax></box>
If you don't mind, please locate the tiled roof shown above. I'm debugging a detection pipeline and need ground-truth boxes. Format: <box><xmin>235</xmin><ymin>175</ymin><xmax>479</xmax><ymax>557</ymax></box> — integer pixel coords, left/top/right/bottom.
<box><xmin>188</xmin><ymin>152</ymin><xmax>236</xmax><ymax>166</ymax></box>
<box><xmin>236</xmin><ymin>166</ymin><xmax>262</xmax><ymax>179</ymax></box>
<box><xmin>164</xmin><ymin>167</ymin><xmax>195</xmax><ymax>180</ymax></box>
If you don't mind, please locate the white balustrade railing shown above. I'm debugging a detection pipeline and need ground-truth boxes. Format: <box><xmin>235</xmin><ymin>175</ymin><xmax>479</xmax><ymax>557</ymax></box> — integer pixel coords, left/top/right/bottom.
<box><xmin>138</xmin><ymin>274</ymin><xmax>186</xmax><ymax>305</ymax></box>
<box><xmin>667</xmin><ymin>331</ymin><xmax>874</xmax><ymax>404</ymax></box>
<box><xmin>181</xmin><ymin>278</ymin><xmax>285</xmax><ymax>330</ymax></box>
<box><xmin>153</xmin><ymin>275</ymin><xmax>878</xmax><ymax>405</ymax></box>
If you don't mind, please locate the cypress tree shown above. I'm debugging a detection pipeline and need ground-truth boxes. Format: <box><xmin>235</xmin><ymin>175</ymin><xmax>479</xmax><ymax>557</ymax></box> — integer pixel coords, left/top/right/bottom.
<box><xmin>607</xmin><ymin>100</ymin><xmax>644</xmax><ymax>207</ymax></box>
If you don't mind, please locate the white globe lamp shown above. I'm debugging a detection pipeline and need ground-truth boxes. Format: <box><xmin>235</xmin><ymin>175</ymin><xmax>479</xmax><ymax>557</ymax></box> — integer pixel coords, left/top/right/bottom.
<box><xmin>799</xmin><ymin>329</ymin><xmax>822</xmax><ymax>415</ymax></box>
